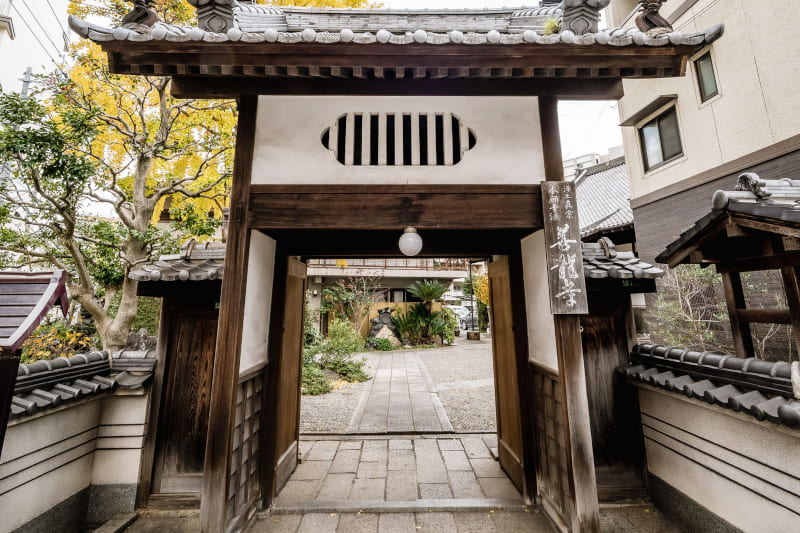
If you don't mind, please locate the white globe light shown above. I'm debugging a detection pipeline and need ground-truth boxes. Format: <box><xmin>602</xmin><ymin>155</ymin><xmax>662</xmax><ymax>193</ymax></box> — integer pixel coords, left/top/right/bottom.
<box><xmin>398</xmin><ymin>227</ymin><xmax>423</xmax><ymax>256</ymax></box>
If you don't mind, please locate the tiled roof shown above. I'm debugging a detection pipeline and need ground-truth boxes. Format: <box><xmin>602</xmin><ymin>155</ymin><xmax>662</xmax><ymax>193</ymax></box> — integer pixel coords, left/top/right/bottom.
<box><xmin>582</xmin><ymin>238</ymin><xmax>664</xmax><ymax>280</ymax></box>
<box><xmin>10</xmin><ymin>349</ymin><xmax>155</xmax><ymax>420</ymax></box>
<box><xmin>657</xmin><ymin>173</ymin><xmax>800</xmax><ymax>264</ymax></box>
<box><xmin>575</xmin><ymin>157</ymin><xmax>633</xmax><ymax>238</ymax></box>
<box><xmin>67</xmin><ymin>9</ymin><xmax>723</xmax><ymax>49</ymax></box>
<box><xmin>131</xmin><ymin>238</ymin><xmax>663</xmax><ymax>284</ymax></box>
<box><xmin>619</xmin><ymin>344</ymin><xmax>800</xmax><ymax>429</ymax></box>
<box><xmin>0</xmin><ymin>271</ymin><xmax>68</xmax><ymax>353</ymax></box>
<box><xmin>129</xmin><ymin>240</ymin><xmax>224</xmax><ymax>282</ymax></box>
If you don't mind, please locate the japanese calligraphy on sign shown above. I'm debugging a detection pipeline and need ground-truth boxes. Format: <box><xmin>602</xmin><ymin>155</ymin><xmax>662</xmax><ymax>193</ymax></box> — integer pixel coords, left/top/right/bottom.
<box><xmin>541</xmin><ymin>181</ymin><xmax>588</xmax><ymax>315</ymax></box>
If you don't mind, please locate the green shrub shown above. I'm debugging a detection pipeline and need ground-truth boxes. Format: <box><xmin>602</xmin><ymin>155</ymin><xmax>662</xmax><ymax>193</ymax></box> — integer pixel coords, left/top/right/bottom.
<box><xmin>543</xmin><ymin>17</ymin><xmax>560</xmax><ymax>35</ymax></box>
<box><xmin>373</xmin><ymin>338</ymin><xmax>393</xmax><ymax>351</ymax></box>
<box><xmin>325</xmin><ymin>356</ymin><xmax>369</xmax><ymax>382</ymax></box>
<box><xmin>301</xmin><ymin>362</ymin><xmax>331</xmax><ymax>395</ymax></box>
<box><xmin>320</xmin><ymin>318</ymin><xmax>364</xmax><ymax>360</ymax></box>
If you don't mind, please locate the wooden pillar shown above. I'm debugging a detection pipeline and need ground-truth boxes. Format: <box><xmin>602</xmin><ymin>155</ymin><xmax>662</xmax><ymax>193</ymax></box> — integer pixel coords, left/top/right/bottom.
<box><xmin>538</xmin><ymin>96</ymin><xmax>601</xmax><ymax>532</ymax></box>
<box><xmin>780</xmin><ymin>267</ymin><xmax>800</xmax><ymax>357</ymax></box>
<box><xmin>720</xmin><ymin>271</ymin><xmax>755</xmax><ymax>357</ymax></box>
<box><xmin>0</xmin><ymin>350</ymin><xmax>20</xmax><ymax>458</ymax></box>
<box><xmin>201</xmin><ymin>95</ymin><xmax>258</xmax><ymax>533</ymax></box>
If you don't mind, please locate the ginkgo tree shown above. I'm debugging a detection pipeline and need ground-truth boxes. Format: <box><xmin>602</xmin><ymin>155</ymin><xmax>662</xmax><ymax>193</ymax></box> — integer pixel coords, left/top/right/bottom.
<box><xmin>0</xmin><ymin>0</ymin><xmax>370</xmax><ymax>352</ymax></box>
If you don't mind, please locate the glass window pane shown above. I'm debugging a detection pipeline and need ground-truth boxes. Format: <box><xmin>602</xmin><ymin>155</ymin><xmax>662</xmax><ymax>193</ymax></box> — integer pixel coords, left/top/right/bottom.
<box><xmin>696</xmin><ymin>53</ymin><xmax>718</xmax><ymax>101</ymax></box>
<box><xmin>659</xmin><ymin>109</ymin><xmax>683</xmax><ymax>161</ymax></box>
<box><xmin>640</xmin><ymin>121</ymin><xmax>663</xmax><ymax>169</ymax></box>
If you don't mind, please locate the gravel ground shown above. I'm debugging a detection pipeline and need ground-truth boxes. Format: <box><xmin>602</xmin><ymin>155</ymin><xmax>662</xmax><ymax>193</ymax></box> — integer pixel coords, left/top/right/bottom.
<box><xmin>418</xmin><ymin>336</ymin><xmax>497</xmax><ymax>433</ymax></box>
<box><xmin>299</xmin><ymin>337</ymin><xmax>497</xmax><ymax>434</ymax></box>
<box><xmin>299</xmin><ymin>351</ymin><xmax>380</xmax><ymax>433</ymax></box>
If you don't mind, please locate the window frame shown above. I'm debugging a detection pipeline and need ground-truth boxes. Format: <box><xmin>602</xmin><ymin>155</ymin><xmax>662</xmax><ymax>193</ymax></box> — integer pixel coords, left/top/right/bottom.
<box><xmin>637</xmin><ymin>106</ymin><xmax>684</xmax><ymax>172</ymax></box>
<box><xmin>694</xmin><ymin>50</ymin><xmax>719</xmax><ymax>103</ymax></box>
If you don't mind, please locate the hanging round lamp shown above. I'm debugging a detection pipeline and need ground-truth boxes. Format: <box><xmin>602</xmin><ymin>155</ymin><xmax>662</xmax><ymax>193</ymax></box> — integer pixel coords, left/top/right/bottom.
<box><xmin>398</xmin><ymin>227</ymin><xmax>423</xmax><ymax>256</ymax></box>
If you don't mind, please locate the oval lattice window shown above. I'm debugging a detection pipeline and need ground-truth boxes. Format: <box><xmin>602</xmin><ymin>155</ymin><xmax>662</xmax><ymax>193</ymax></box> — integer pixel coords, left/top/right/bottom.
<box><xmin>321</xmin><ymin>112</ymin><xmax>476</xmax><ymax>166</ymax></box>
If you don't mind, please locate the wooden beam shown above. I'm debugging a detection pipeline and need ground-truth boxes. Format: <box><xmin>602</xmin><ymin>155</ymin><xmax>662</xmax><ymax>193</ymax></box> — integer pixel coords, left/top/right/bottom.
<box><xmin>737</xmin><ymin>309</ymin><xmax>792</xmax><ymax>324</ymax></box>
<box><xmin>714</xmin><ymin>251</ymin><xmax>800</xmax><ymax>273</ymax></box>
<box><xmin>201</xmin><ymin>95</ymin><xmax>258</xmax><ymax>533</ymax></box>
<box><xmin>538</xmin><ymin>95</ymin><xmax>600</xmax><ymax>533</ymax></box>
<box><xmin>170</xmin><ymin>76</ymin><xmax>623</xmax><ymax>99</ymax></box>
<box><xmin>248</xmin><ymin>186</ymin><xmax>543</xmax><ymax>231</ymax></box>
<box><xmin>720</xmin><ymin>271</ymin><xmax>755</xmax><ymax>358</ymax></box>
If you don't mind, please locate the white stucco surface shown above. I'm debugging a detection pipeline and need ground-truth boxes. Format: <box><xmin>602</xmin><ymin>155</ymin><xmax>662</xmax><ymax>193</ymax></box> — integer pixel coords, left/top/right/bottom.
<box><xmin>239</xmin><ymin>231</ymin><xmax>276</xmax><ymax>375</ymax></box>
<box><xmin>251</xmin><ymin>95</ymin><xmax>545</xmax><ymax>184</ymax></box>
<box><xmin>638</xmin><ymin>386</ymin><xmax>800</xmax><ymax>533</ymax></box>
<box><xmin>520</xmin><ymin>230</ymin><xmax>558</xmax><ymax>372</ymax></box>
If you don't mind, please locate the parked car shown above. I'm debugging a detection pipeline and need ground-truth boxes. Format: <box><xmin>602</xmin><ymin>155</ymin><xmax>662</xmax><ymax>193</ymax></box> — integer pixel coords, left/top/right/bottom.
<box><xmin>459</xmin><ymin>314</ymin><xmax>479</xmax><ymax>331</ymax></box>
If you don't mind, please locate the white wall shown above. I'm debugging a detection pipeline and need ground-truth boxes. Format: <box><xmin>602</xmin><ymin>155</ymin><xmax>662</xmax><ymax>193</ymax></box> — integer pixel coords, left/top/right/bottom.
<box><xmin>521</xmin><ymin>230</ymin><xmax>558</xmax><ymax>372</ymax></box>
<box><xmin>239</xmin><ymin>231</ymin><xmax>276</xmax><ymax>375</ymax></box>
<box><xmin>251</xmin><ymin>96</ymin><xmax>545</xmax><ymax>185</ymax></box>
<box><xmin>0</xmin><ymin>390</ymin><xmax>148</xmax><ymax>532</ymax></box>
<box><xmin>637</xmin><ymin>385</ymin><xmax>800</xmax><ymax>533</ymax></box>
<box><xmin>618</xmin><ymin>0</ymin><xmax>800</xmax><ymax>201</ymax></box>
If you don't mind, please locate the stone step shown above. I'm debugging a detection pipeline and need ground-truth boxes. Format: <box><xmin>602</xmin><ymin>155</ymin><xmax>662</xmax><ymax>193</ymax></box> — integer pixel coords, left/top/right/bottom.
<box><xmin>269</xmin><ymin>498</ymin><xmax>530</xmax><ymax>515</ymax></box>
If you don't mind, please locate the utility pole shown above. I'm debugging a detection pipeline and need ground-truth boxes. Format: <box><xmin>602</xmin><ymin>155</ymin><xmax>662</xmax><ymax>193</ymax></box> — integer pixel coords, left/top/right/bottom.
<box><xmin>19</xmin><ymin>66</ymin><xmax>33</xmax><ymax>98</ymax></box>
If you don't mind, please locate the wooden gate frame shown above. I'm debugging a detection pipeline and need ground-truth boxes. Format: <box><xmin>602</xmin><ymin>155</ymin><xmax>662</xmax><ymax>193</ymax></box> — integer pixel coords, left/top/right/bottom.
<box><xmin>200</xmin><ymin>95</ymin><xmax>600</xmax><ymax>533</ymax></box>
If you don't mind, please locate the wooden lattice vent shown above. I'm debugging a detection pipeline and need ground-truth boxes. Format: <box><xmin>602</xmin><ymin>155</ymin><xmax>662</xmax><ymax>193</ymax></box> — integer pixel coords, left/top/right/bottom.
<box><xmin>322</xmin><ymin>112</ymin><xmax>476</xmax><ymax>166</ymax></box>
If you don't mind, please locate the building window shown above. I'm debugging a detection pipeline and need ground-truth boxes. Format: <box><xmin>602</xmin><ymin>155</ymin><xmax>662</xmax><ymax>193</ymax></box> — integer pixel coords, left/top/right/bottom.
<box><xmin>639</xmin><ymin>107</ymin><xmax>683</xmax><ymax>171</ymax></box>
<box><xmin>695</xmin><ymin>52</ymin><xmax>718</xmax><ymax>102</ymax></box>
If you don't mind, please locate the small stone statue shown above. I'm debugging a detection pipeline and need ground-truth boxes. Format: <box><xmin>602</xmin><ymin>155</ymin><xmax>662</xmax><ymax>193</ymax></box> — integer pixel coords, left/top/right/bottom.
<box><xmin>635</xmin><ymin>0</ymin><xmax>673</xmax><ymax>34</ymax></box>
<box><xmin>121</xmin><ymin>0</ymin><xmax>158</xmax><ymax>27</ymax></box>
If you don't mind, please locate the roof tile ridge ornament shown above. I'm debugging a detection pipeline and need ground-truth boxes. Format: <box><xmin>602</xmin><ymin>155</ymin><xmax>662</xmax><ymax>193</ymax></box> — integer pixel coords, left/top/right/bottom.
<box><xmin>562</xmin><ymin>0</ymin><xmax>611</xmax><ymax>35</ymax></box>
<box><xmin>121</xmin><ymin>0</ymin><xmax>158</xmax><ymax>27</ymax></box>
<box><xmin>736</xmin><ymin>172</ymin><xmax>772</xmax><ymax>199</ymax></box>
<box><xmin>188</xmin><ymin>0</ymin><xmax>235</xmax><ymax>33</ymax></box>
<box><xmin>635</xmin><ymin>0</ymin><xmax>673</xmax><ymax>36</ymax></box>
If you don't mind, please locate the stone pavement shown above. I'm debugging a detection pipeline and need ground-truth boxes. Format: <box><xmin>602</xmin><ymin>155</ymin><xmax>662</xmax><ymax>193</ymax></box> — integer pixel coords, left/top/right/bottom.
<box><xmin>279</xmin><ymin>435</ymin><xmax>517</xmax><ymax>507</ymax></box>
<box><xmin>347</xmin><ymin>352</ymin><xmax>452</xmax><ymax>433</ymax></box>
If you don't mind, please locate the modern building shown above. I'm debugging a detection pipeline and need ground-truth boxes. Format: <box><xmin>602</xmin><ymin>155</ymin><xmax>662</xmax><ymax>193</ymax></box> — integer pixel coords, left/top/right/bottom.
<box><xmin>612</xmin><ymin>0</ymin><xmax>800</xmax><ymax>263</ymax></box>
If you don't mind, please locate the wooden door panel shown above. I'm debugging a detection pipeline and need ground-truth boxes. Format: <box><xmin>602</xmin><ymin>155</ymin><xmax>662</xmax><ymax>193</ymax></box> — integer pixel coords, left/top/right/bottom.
<box><xmin>273</xmin><ymin>257</ymin><xmax>307</xmax><ymax>492</ymax></box>
<box><xmin>488</xmin><ymin>256</ymin><xmax>524</xmax><ymax>492</ymax></box>
<box><xmin>154</xmin><ymin>310</ymin><xmax>218</xmax><ymax>494</ymax></box>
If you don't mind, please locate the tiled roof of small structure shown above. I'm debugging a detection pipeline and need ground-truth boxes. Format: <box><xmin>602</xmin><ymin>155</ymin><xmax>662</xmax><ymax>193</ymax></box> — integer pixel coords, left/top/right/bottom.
<box><xmin>582</xmin><ymin>238</ymin><xmax>664</xmax><ymax>280</ymax></box>
<box><xmin>575</xmin><ymin>156</ymin><xmax>633</xmax><ymax>238</ymax></box>
<box><xmin>0</xmin><ymin>271</ymin><xmax>69</xmax><ymax>353</ymax></box>
<box><xmin>130</xmin><ymin>238</ymin><xmax>663</xmax><ymax>283</ymax></box>
<box><xmin>129</xmin><ymin>240</ymin><xmax>225</xmax><ymax>282</ymax></box>
<box><xmin>9</xmin><ymin>349</ymin><xmax>155</xmax><ymax>420</ymax></box>
<box><xmin>67</xmin><ymin>6</ymin><xmax>723</xmax><ymax>49</ymax></box>
<box><xmin>657</xmin><ymin>173</ymin><xmax>800</xmax><ymax>263</ymax></box>
<box><xmin>619</xmin><ymin>344</ymin><xmax>800</xmax><ymax>429</ymax></box>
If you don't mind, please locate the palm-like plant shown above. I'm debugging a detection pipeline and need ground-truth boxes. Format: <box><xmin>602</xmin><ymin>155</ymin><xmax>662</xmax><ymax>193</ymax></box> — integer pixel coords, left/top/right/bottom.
<box><xmin>407</xmin><ymin>280</ymin><xmax>448</xmax><ymax>314</ymax></box>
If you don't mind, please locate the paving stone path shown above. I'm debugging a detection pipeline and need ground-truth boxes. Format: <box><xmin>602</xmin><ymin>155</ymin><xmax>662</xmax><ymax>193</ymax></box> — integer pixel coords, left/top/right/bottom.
<box><xmin>347</xmin><ymin>352</ymin><xmax>452</xmax><ymax>434</ymax></box>
<box><xmin>279</xmin><ymin>435</ymin><xmax>517</xmax><ymax>507</ymax></box>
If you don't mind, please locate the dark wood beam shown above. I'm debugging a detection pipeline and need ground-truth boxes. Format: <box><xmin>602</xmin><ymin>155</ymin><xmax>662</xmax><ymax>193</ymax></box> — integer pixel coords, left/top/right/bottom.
<box><xmin>713</xmin><ymin>251</ymin><xmax>800</xmax><ymax>273</ymax></box>
<box><xmin>539</xmin><ymin>95</ymin><xmax>600</xmax><ymax>533</ymax></box>
<box><xmin>737</xmin><ymin>308</ymin><xmax>792</xmax><ymax>325</ymax></box>
<box><xmin>782</xmin><ymin>267</ymin><xmax>800</xmax><ymax>356</ymax></box>
<box><xmin>721</xmin><ymin>272</ymin><xmax>755</xmax><ymax>358</ymax></box>
<box><xmin>171</xmin><ymin>76</ymin><xmax>623</xmax><ymax>99</ymax></box>
<box><xmin>201</xmin><ymin>95</ymin><xmax>258</xmax><ymax>533</ymax></box>
<box><xmin>248</xmin><ymin>185</ymin><xmax>543</xmax><ymax>231</ymax></box>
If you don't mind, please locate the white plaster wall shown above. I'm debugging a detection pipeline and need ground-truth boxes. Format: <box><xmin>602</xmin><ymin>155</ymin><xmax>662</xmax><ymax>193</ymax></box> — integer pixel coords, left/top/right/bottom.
<box><xmin>637</xmin><ymin>386</ymin><xmax>800</xmax><ymax>533</ymax></box>
<box><xmin>520</xmin><ymin>230</ymin><xmax>558</xmax><ymax>372</ymax></box>
<box><xmin>0</xmin><ymin>390</ymin><xmax>151</xmax><ymax>532</ymax></box>
<box><xmin>251</xmin><ymin>96</ymin><xmax>545</xmax><ymax>185</ymax></box>
<box><xmin>239</xmin><ymin>231</ymin><xmax>276</xmax><ymax>375</ymax></box>
<box><xmin>618</xmin><ymin>0</ymin><xmax>800</xmax><ymax>201</ymax></box>
<box><xmin>0</xmin><ymin>400</ymin><xmax>100</xmax><ymax>532</ymax></box>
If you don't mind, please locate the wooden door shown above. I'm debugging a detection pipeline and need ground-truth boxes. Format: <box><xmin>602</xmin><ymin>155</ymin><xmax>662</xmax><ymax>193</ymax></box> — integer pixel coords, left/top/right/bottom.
<box><xmin>271</xmin><ymin>257</ymin><xmax>307</xmax><ymax>493</ymax></box>
<box><xmin>488</xmin><ymin>256</ymin><xmax>525</xmax><ymax>492</ymax></box>
<box><xmin>153</xmin><ymin>310</ymin><xmax>218</xmax><ymax>494</ymax></box>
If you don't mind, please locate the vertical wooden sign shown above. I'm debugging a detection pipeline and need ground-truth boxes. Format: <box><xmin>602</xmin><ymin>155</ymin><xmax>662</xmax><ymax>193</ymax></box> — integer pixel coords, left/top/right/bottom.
<box><xmin>541</xmin><ymin>181</ymin><xmax>588</xmax><ymax>315</ymax></box>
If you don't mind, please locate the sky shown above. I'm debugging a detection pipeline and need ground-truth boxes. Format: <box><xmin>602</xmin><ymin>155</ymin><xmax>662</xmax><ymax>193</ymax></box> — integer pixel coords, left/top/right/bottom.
<box><xmin>0</xmin><ymin>0</ymin><xmax>623</xmax><ymax>159</ymax></box>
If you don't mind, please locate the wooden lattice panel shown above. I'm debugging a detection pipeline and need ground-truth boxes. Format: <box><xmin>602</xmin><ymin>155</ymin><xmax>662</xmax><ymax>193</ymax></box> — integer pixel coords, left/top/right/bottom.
<box><xmin>226</xmin><ymin>372</ymin><xmax>263</xmax><ymax>529</ymax></box>
<box><xmin>533</xmin><ymin>369</ymin><xmax>569</xmax><ymax>525</ymax></box>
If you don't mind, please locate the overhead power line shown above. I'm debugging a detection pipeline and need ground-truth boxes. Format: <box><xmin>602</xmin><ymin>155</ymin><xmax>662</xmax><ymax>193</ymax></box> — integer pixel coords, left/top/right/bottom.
<box><xmin>19</xmin><ymin>0</ymin><xmax>64</xmax><ymax>54</ymax></box>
